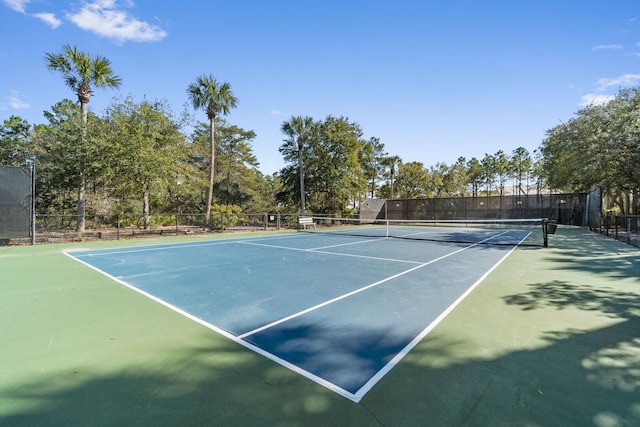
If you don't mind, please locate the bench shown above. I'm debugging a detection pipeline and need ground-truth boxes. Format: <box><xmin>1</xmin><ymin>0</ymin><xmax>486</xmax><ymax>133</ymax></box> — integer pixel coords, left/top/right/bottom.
<box><xmin>298</xmin><ymin>216</ymin><xmax>316</xmax><ymax>230</ymax></box>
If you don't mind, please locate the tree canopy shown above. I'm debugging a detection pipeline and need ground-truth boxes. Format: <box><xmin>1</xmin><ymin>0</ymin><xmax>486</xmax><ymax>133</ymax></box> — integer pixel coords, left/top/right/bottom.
<box><xmin>5</xmin><ymin>45</ymin><xmax>640</xmax><ymax>225</ymax></box>
<box><xmin>540</xmin><ymin>87</ymin><xmax>640</xmax><ymax>214</ymax></box>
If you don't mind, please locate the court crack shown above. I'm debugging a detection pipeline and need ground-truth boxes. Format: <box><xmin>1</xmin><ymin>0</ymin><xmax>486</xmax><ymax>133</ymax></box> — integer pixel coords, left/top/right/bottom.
<box><xmin>361</xmin><ymin>402</ymin><xmax>387</xmax><ymax>427</ymax></box>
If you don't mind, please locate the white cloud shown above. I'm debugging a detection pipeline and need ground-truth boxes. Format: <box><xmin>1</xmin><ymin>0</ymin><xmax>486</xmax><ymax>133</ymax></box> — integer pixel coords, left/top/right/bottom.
<box><xmin>580</xmin><ymin>73</ymin><xmax>640</xmax><ymax>106</ymax></box>
<box><xmin>2</xmin><ymin>0</ymin><xmax>29</xmax><ymax>13</ymax></box>
<box><xmin>33</xmin><ymin>12</ymin><xmax>62</xmax><ymax>29</ymax></box>
<box><xmin>580</xmin><ymin>93</ymin><xmax>615</xmax><ymax>107</ymax></box>
<box><xmin>591</xmin><ymin>44</ymin><xmax>623</xmax><ymax>51</ymax></box>
<box><xmin>10</xmin><ymin>96</ymin><xmax>30</xmax><ymax>109</ymax></box>
<box><xmin>66</xmin><ymin>0</ymin><xmax>167</xmax><ymax>43</ymax></box>
<box><xmin>271</xmin><ymin>110</ymin><xmax>289</xmax><ymax>118</ymax></box>
<box><xmin>3</xmin><ymin>0</ymin><xmax>62</xmax><ymax>29</ymax></box>
<box><xmin>595</xmin><ymin>74</ymin><xmax>640</xmax><ymax>91</ymax></box>
<box><xmin>3</xmin><ymin>91</ymin><xmax>30</xmax><ymax>110</ymax></box>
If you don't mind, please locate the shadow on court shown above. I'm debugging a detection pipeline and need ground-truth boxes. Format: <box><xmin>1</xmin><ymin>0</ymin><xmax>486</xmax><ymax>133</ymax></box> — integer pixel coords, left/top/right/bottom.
<box><xmin>362</xmin><ymin>226</ymin><xmax>640</xmax><ymax>426</ymax></box>
<box><xmin>503</xmin><ymin>280</ymin><xmax>640</xmax><ymax>318</ymax></box>
<box><xmin>543</xmin><ymin>226</ymin><xmax>640</xmax><ymax>281</ymax></box>
<box><xmin>3</xmin><ymin>296</ymin><xmax>638</xmax><ymax>426</ymax></box>
<box><xmin>365</xmin><ymin>288</ymin><xmax>640</xmax><ymax>426</ymax></box>
<box><xmin>2</xmin><ymin>228</ymin><xmax>640</xmax><ymax>426</ymax></box>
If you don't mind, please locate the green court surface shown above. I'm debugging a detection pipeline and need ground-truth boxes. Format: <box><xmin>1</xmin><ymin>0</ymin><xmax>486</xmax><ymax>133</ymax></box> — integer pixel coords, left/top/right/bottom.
<box><xmin>1</xmin><ymin>226</ymin><xmax>639</xmax><ymax>426</ymax></box>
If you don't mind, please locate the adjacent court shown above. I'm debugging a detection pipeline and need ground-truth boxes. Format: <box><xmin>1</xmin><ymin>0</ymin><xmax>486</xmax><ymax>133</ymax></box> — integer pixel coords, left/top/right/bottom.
<box><xmin>66</xmin><ymin>229</ymin><xmax>525</xmax><ymax>402</ymax></box>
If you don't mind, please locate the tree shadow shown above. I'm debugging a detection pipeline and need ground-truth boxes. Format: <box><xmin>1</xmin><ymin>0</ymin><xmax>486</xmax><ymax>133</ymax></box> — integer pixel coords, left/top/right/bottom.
<box><xmin>360</xmin><ymin>234</ymin><xmax>640</xmax><ymax>425</ymax></box>
<box><xmin>503</xmin><ymin>280</ymin><xmax>640</xmax><ymax>319</ymax></box>
<box><xmin>367</xmin><ymin>317</ymin><xmax>640</xmax><ymax>427</ymax></box>
<box><xmin>3</xmin><ymin>225</ymin><xmax>640</xmax><ymax>426</ymax></box>
<box><xmin>4</xmin><ymin>291</ymin><xmax>639</xmax><ymax>427</ymax></box>
<box><xmin>0</xmin><ymin>334</ymin><xmax>374</xmax><ymax>427</ymax></box>
<box><xmin>545</xmin><ymin>226</ymin><xmax>640</xmax><ymax>281</ymax></box>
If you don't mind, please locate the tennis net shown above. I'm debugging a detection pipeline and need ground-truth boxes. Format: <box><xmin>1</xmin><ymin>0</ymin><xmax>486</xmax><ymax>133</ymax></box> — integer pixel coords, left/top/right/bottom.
<box><xmin>299</xmin><ymin>216</ymin><xmax>550</xmax><ymax>247</ymax></box>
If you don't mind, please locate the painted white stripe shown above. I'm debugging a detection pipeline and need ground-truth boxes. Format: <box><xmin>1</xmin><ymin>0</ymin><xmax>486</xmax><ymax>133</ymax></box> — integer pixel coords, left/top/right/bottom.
<box><xmin>352</xmin><ymin>236</ymin><xmax>522</xmax><ymax>401</ymax></box>
<box><xmin>65</xmin><ymin>229</ymin><xmax>519</xmax><ymax>403</ymax></box>
<box><xmin>63</xmin><ymin>250</ymin><xmax>359</xmax><ymax>402</ymax></box>
<box><xmin>236</xmin><ymin>232</ymin><xmax>509</xmax><ymax>340</ymax></box>
<box><xmin>236</xmin><ymin>239</ymin><xmax>422</xmax><ymax>265</ymax></box>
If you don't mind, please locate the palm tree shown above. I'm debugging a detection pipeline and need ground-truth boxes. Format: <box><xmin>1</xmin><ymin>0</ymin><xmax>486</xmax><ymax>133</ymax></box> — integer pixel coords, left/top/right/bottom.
<box><xmin>381</xmin><ymin>155</ymin><xmax>402</xmax><ymax>199</ymax></box>
<box><xmin>45</xmin><ymin>44</ymin><xmax>121</xmax><ymax>232</ymax></box>
<box><xmin>187</xmin><ymin>75</ymin><xmax>238</xmax><ymax>220</ymax></box>
<box><xmin>281</xmin><ymin>116</ymin><xmax>314</xmax><ymax>215</ymax></box>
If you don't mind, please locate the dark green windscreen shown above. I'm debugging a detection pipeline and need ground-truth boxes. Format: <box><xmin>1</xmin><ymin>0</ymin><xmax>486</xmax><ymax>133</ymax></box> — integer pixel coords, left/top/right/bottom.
<box><xmin>0</xmin><ymin>166</ymin><xmax>32</xmax><ymax>238</ymax></box>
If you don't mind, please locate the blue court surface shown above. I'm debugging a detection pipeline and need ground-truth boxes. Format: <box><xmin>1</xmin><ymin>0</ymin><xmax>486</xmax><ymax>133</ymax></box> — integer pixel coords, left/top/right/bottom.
<box><xmin>65</xmin><ymin>231</ymin><xmax>525</xmax><ymax>402</ymax></box>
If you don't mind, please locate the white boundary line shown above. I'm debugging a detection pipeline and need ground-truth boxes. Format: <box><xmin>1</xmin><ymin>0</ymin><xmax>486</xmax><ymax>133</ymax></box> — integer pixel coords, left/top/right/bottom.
<box><xmin>63</xmin><ymin>229</ymin><xmax>519</xmax><ymax>403</ymax></box>
<box><xmin>236</xmin><ymin>236</ymin><xmax>496</xmax><ymax>340</ymax></box>
<box><xmin>64</xmin><ymin>232</ymin><xmax>311</xmax><ymax>257</ymax></box>
<box><xmin>352</xmin><ymin>231</ymin><xmax>529</xmax><ymax>401</ymax></box>
<box><xmin>63</xmin><ymin>249</ymin><xmax>358</xmax><ymax>400</ymax></box>
<box><xmin>67</xmin><ymin>240</ymin><xmax>236</xmax><ymax>257</ymax></box>
<box><xmin>236</xmin><ymin>239</ymin><xmax>422</xmax><ymax>265</ymax></box>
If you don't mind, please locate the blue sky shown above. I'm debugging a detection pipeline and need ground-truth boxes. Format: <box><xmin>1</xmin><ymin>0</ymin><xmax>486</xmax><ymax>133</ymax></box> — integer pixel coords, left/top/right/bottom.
<box><xmin>1</xmin><ymin>0</ymin><xmax>639</xmax><ymax>174</ymax></box>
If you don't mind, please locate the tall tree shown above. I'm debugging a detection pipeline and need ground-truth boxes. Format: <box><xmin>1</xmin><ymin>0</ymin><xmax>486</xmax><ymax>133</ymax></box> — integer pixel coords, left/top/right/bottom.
<box><xmin>310</xmin><ymin>116</ymin><xmax>366</xmax><ymax>214</ymax></box>
<box><xmin>0</xmin><ymin>116</ymin><xmax>32</xmax><ymax>166</ymax></box>
<box><xmin>361</xmin><ymin>137</ymin><xmax>387</xmax><ymax>198</ymax></box>
<box><xmin>277</xmin><ymin>116</ymin><xmax>366</xmax><ymax>214</ymax></box>
<box><xmin>280</xmin><ymin>116</ymin><xmax>314</xmax><ymax>214</ymax></box>
<box><xmin>493</xmin><ymin>150</ymin><xmax>509</xmax><ymax>195</ymax></box>
<box><xmin>510</xmin><ymin>147</ymin><xmax>532</xmax><ymax>195</ymax></box>
<box><xmin>32</xmin><ymin>100</ymin><xmax>105</xmax><ymax>215</ymax></box>
<box><xmin>187</xmin><ymin>75</ymin><xmax>237</xmax><ymax>221</ymax></box>
<box><xmin>380</xmin><ymin>155</ymin><xmax>402</xmax><ymax>199</ymax></box>
<box><xmin>104</xmin><ymin>97</ymin><xmax>188</xmax><ymax>228</ymax></box>
<box><xmin>480</xmin><ymin>153</ymin><xmax>497</xmax><ymax>195</ymax></box>
<box><xmin>395</xmin><ymin>161</ymin><xmax>430</xmax><ymax>199</ymax></box>
<box><xmin>45</xmin><ymin>44</ymin><xmax>121</xmax><ymax>232</ymax></box>
<box><xmin>540</xmin><ymin>88</ymin><xmax>640</xmax><ymax>214</ymax></box>
<box><xmin>466</xmin><ymin>157</ymin><xmax>483</xmax><ymax>197</ymax></box>
<box><xmin>448</xmin><ymin>156</ymin><xmax>469</xmax><ymax>197</ymax></box>
<box><xmin>429</xmin><ymin>163</ymin><xmax>447</xmax><ymax>197</ymax></box>
<box><xmin>215</xmin><ymin>120</ymin><xmax>258</xmax><ymax>206</ymax></box>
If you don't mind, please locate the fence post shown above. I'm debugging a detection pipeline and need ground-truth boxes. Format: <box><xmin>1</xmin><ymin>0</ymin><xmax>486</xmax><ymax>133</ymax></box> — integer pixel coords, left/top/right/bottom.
<box><xmin>30</xmin><ymin>162</ymin><xmax>36</xmax><ymax>245</ymax></box>
<box><xmin>175</xmin><ymin>213</ymin><xmax>179</xmax><ymax>235</ymax></box>
<box><xmin>116</xmin><ymin>215</ymin><xmax>120</xmax><ymax>240</ymax></box>
<box><xmin>627</xmin><ymin>216</ymin><xmax>632</xmax><ymax>245</ymax></box>
<box><xmin>263</xmin><ymin>213</ymin><xmax>268</xmax><ymax>230</ymax></box>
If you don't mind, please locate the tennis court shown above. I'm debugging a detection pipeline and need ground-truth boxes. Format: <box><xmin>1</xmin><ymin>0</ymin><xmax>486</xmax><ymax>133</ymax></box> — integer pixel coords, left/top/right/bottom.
<box><xmin>2</xmin><ymin>225</ymin><xmax>640</xmax><ymax>426</ymax></box>
<box><xmin>65</xmin><ymin>224</ymin><xmax>527</xmax><ymax>402</ymax></box>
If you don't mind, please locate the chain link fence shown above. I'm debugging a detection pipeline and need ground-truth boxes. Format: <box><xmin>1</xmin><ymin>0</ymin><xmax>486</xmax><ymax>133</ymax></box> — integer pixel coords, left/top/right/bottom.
<box><xmin>3</xmin><ymin>212</ymin><xmax>301</xmax><ymax>245</ymax></box>
<box><xmin>383</xmin><ymin>193</ymin><xmax>588</xmax><ymax>224</ymax></box>
<box><xmin>600</xmin><ymin>214</ymin><xmax>640</xmax><ymax>248</ymax></box>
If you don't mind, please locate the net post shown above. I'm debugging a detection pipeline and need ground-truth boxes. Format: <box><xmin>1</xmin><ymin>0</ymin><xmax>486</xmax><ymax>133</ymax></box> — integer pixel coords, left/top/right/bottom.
<box><xmin>543</xmin><ymin>218</ymin><xmax>549</xmax><ymax>248</ymax></box>
<box><xmin>384</xmin><ymin>200</ymin><xmax>389</xmax><ymax>238</ymax></box>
